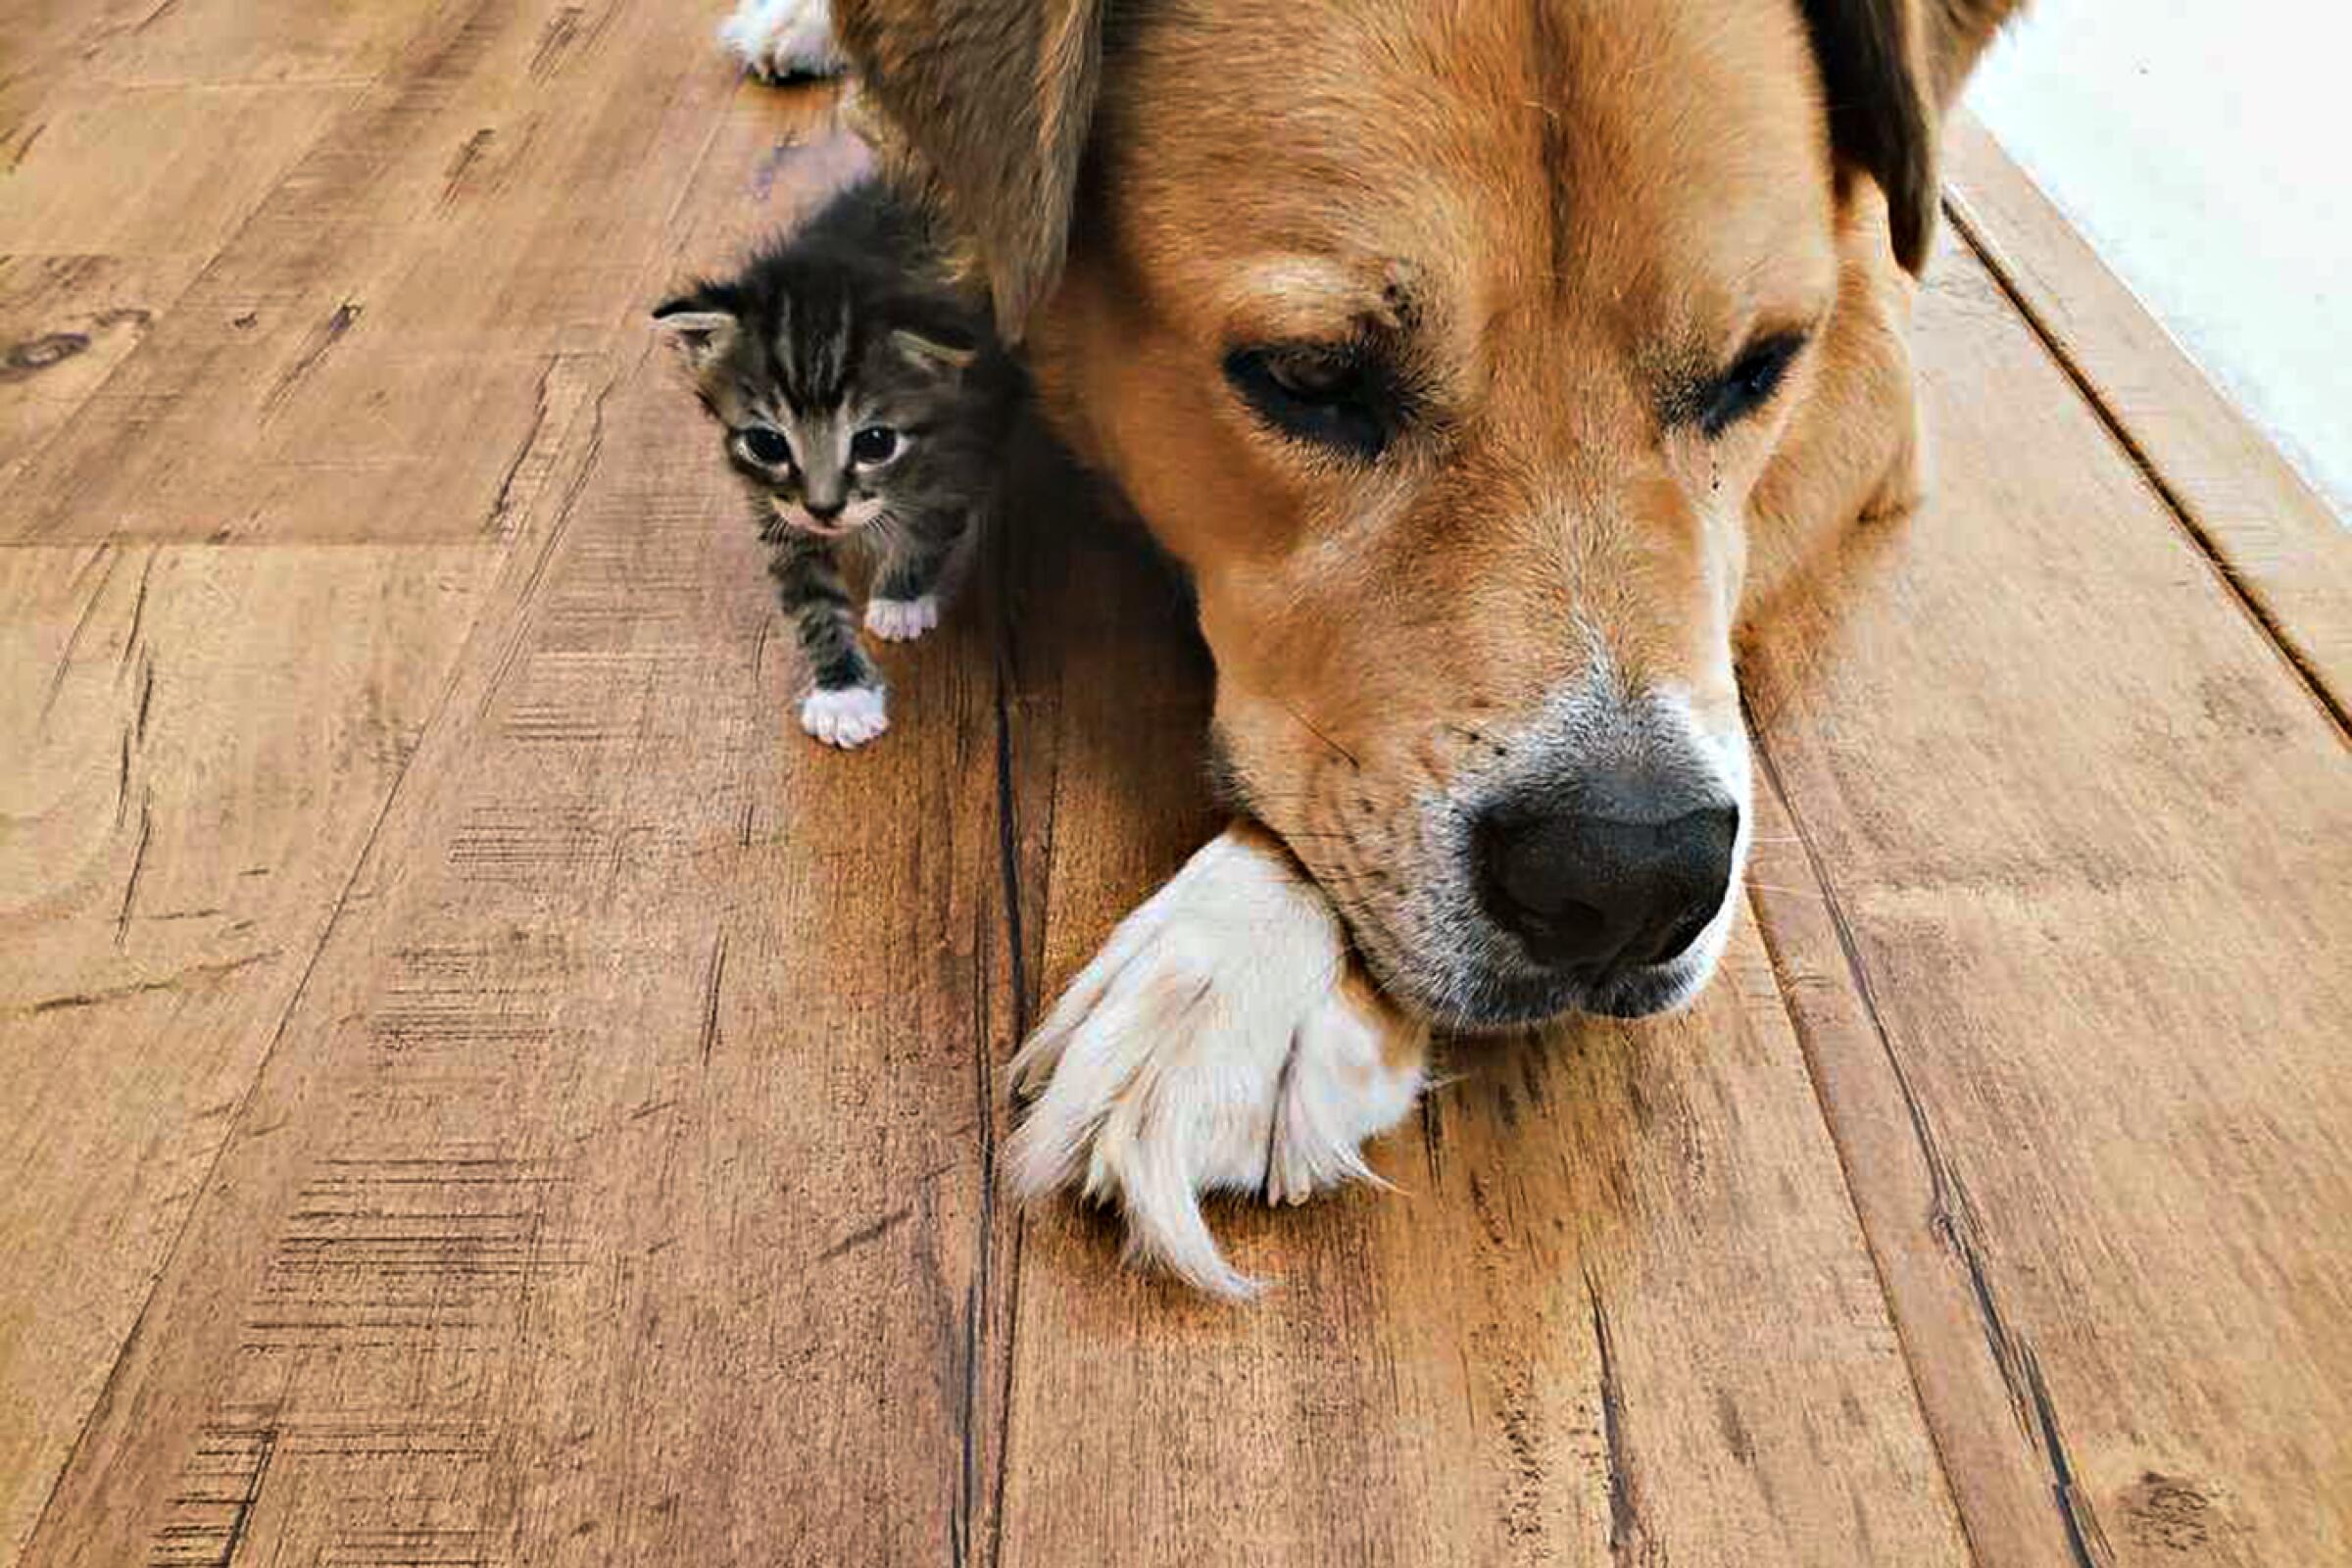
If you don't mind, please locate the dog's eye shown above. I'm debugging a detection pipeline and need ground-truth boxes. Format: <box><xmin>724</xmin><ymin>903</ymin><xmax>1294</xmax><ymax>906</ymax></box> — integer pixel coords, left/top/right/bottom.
<box><xmin>1224</xmin><ymin>345</ymin><xmax>1394</xmax><ymax>460</ymax></box>
<box><xmin>850</xmin><ymin>425</ymin><xmax>900</xmax><ymax>466</ymax></box>
<box><xmin>1698</xmin><ymin>332</ymin><xmax>1806</xmax><ymax>437</ymax></box>
<box><xmin>740</xmin><ymin>425</ymin><xmax>792</xmax><ymax>466</ymax></box>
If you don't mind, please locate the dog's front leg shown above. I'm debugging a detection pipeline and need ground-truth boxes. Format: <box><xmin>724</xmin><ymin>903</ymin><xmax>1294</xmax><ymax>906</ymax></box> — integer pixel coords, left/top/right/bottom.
<box><xmin>1005</xmin><ymin>822</ymin><xmax>1428</xmax><ymax>1298</ymax></box>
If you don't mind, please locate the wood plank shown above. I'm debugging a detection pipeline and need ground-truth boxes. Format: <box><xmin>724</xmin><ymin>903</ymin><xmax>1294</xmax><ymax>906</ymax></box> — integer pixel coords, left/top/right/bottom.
<box><xmin>1941</xmin><ymin>113</ymin><xmax>2352</xmax><ymax>718</ymax></box>
<box><xmin>1740</xmin><ymin>230</ymin><xmax>2352</xmax><ymax>1566</ymax></box>
<box><xmin>0</xmin><ymin>0</ymin><xmax>165</xmax><ymax>151</ymax></box>
<box><xmin>0</xmin><ymin>540</ymin><xmax>500</xmax><ymax>1559</ymax></box>
<box><xmin>13</xmin><ymin>115</ymin><xmax>1026</xmax><ymax>1565</ymax></box>
<box><xmin>8</xmin><ymin>2</ymin><xmax>2343</xmax><ymax>1562</ymax></box>
<box><xmin>75</xmin><ymin>0</ymin><xmax>447</xmax><ymax>89</ymax></box>
<box><xmin>1</xmin><ymin>0</ymin><xmax>796</xmax><ymax>544</ymax></box>
<box><xmin>0</xmin><ymin>84</ymin><xmax>354</xmax><ymax>259</ymax></box>
<box><xmin>0</xmin><ymin>254</ymin><xmax>200</xmax><ymax>471</ymax></box>
<box><xmin>989</xmin><ymin>496</ymin><xmax>1974</xmax><ymax>1565</ymax></box>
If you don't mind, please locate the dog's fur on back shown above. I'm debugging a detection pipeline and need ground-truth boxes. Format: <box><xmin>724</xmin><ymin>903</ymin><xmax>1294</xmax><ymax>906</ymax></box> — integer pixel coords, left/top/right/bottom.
<box><xmin>812</xmin><ymin>0</ymin><xmax>2020</xmax><ymax>1292</ymax></box>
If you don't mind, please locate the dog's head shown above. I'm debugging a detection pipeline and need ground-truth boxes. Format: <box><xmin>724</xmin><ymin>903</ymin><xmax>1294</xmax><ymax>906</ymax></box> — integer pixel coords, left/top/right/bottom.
<box><xmin>839</xmin><ymin>0</ymin><xmax>2006</xmax><ymax>1027</ymax></box>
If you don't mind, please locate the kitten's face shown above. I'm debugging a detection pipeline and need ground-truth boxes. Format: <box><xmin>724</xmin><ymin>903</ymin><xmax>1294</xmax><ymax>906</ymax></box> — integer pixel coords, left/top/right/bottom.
<box><xmin>654</xmin><ymin>288</ymin><xmax>975</xmax><ymax>540</ymax></box>
<box><xmin>728</xmin><ymin>394</ymin><xmax>906</xmax><ymax>540</ymax></box>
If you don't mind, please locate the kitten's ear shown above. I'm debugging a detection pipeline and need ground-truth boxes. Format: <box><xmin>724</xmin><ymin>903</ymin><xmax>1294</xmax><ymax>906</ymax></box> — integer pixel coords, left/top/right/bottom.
<box><xmin>891</xmin><ymin>327</ymin><xmax>979</xmax><ymax>375</ymax></box>
<box><xmin>652</xmin><ymin>294</ymin><xmax>741</xmax><ymax>370</ymax></box>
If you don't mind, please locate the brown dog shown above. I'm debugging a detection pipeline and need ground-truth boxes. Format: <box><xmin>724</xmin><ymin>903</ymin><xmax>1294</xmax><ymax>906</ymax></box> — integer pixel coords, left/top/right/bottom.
<box><xmin>820</xmin><ymin>0</ymin><xmax>2018</xmax><ymax>1293</ymax></box>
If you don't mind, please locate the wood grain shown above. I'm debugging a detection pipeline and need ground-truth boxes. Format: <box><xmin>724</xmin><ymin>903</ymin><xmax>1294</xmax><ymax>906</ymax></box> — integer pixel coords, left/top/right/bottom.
<box><xmin>990</xmin><ymin>496</ymin><xmax>1971</xmax><ymax>1568</ymax></box>
<box><xmin>14</xmin><ymin>308</ymin><xmax>1018</xmax><ymax>1568</ymax></box>
<box><xmin>3</xmin><ymin>0</ymin><xmax>779</xmax><ymax>543</ymax></box>
<box><xmin>0</xmin><ymin>84</ymin><xmax>354</xmax><ymax>259</ymax></box>
<box><xmin>0</xmin><ymin>255</ymin><xmax>198</xmax><ymax>472</ymax></box>
<box><xmin>74</xmin><ymin>0</ymin><xmax>446</xmax><ymax>89</ymax></box>
<box><xmin>1941</xmin><ymin>113</ymin><xmax>2352</xmax><ymax>717</ymax></box>
<box><xmin>0</xmin><ymin>0</ymin><xmax>173</xmax><ymax>148</ymax></box>
<box><xmin>0</xmin><ymin>541</ymin><xmax>498</xmax><ymax>1557</ymax></box>
<box><xmin>1742</xmin><ymin>232</ymin><xmax>2352</xmax><ymax>1566</ymax></box>
<box><xmin>3</xmin><ymin>1</ymin><xmax>2346</xmax><ymax>1562</ymax></box>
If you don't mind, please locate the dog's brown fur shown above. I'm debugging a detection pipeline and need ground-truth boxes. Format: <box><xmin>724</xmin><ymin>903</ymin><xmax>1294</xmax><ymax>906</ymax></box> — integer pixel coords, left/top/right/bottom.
<box><xmin>813</xmin><ymin>0</ymin><xmax>2021</xmax><ymax>1290</ymax></box>
<box><xmin>836</xmin><ymin>0</ymin><xmax>2017</xmax><ymax>1019</ymax></box>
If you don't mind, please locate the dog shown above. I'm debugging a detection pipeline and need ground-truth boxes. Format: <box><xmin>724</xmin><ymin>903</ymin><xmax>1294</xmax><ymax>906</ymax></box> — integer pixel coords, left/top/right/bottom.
<box><xmin>728</xmin><ymin>0</ymin><xmax>2020</xmax><ymax>1294</ymax></box>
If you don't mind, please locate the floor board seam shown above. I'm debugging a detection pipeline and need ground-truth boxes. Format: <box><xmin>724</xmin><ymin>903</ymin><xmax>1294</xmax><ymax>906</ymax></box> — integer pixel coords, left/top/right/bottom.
<box><xmin>977</xmin><ymin>541</ymin><xmax>1030</xmax><ymax>1568</ymax></box>
<box><xmin>1745</xmin><ymin>712</ymin><xmax>2109</xmax><ymax>1568</ymax></box>
<box><xmin>1940</xmin><ymin>195</ymin><xmax>2350</xmax><ymax>741</ymax></box>
<box><xmin>15</xmin><ymin>349</ymin><xmax>617</xmax><ymax>1564</ymax></box>
<box><xmin>1741</xmin><ymin>722</ymin><xmax>1989</xmax><ymax>1568</ymax></box>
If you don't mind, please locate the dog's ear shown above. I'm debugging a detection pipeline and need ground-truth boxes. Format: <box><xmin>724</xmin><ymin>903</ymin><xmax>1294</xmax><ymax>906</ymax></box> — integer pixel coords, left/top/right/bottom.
<box><xmin>832</xmin><ymin>0</ymin><xmax>1104</xmax><ymax>340</ymax></box>
<box><xmin>1796</xmin><ymin>0</ymin><xmax>2016</xmax><ymax>273</ymax></box>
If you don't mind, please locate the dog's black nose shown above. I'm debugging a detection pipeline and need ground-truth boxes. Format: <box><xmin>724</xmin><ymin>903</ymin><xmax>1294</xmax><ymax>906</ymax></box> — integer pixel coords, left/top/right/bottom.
<box><xmin>1475</xmin><ymin>790</ymin><xmax>1738</xmax><ymax>973</ymax></box>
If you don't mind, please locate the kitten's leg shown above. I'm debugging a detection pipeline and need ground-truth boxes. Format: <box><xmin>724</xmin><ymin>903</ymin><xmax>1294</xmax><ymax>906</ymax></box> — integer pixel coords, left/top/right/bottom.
<box><xmin>863</xmin><ymin>517</ymin><xmax>964</xmax><ymax>644</ymax></box>
<box><xmin>771</xmin><ymin>533</ymin><xmax>889</xmax><ymax>748</ymax></box>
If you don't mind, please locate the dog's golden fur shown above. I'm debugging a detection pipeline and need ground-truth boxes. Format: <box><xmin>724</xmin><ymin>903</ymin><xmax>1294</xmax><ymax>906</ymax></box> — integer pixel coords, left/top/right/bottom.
<box><xmin>822</xmin><ymin>0</ymin><xmax>2019</xmax><ymax>1290</ymax></box>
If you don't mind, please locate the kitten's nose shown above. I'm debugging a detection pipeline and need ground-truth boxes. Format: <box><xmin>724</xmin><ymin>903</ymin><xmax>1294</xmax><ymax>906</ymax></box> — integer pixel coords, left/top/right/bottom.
<box><xmin>803</xmin><ymin>495</ymin><xmax>845</xmax><ymax>521</ymax></box>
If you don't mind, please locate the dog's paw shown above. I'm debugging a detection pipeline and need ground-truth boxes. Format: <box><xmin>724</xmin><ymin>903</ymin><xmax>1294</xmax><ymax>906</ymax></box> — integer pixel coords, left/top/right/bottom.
<box><xmin>717</xmin><ymin>0</ymin><xmax>845</xmax><ymax>83</ymax></box>
<box><xmin>1005</xmin><ymin>824</ymin><xmax>1428</xmax><ymax>1298</ymax></box>
<box><xmin>800</xmin><ymin>683</ymin><xmax>888</xmax><ymax>748</ymax></box>
<box><xmin>863</xmin><ymin>595</ymin><xmax>939</xmax><ymax>643</ymax></box>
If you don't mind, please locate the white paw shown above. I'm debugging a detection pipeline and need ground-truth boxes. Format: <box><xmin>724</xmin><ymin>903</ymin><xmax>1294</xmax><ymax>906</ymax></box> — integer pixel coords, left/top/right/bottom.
<box><xmin>799</xmin><ymin>683</ymin><xmax>889</xmax><ymax>748</ymax></box>
<box><xmin>863</xmin><ymin>594</ymin><xmax>940</xmax><ymax>643</ymax></box>
<box><xmin>717</xmin><ymin>0</ymin><xmax>845</xmax><ymax>81</ymax></box>
<box><xmin>1006</xmin><ymin>825</ymin><xmax>1428</xmax><ymax>1298</ymax></box>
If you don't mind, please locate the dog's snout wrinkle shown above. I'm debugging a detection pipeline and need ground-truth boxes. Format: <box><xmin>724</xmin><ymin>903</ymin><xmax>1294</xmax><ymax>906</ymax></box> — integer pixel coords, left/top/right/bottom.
<box><xmin>1474</xmin><ymin>787</ymin><xmax>1737</xmax><ymax>976</ymax></box>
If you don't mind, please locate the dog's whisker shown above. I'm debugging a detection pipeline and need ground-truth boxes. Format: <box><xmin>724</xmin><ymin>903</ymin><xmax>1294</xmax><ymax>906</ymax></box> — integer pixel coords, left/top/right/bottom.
<box><xmin>1281</xmin><ymin>700</ymin><xmax>1361</xmax><ymax>770</ymax></box>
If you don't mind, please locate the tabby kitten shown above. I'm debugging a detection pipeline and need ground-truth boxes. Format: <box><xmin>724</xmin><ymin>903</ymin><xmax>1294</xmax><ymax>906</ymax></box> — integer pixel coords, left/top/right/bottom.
<box><xmin>655</xmin><ymin>178</ymin><xmax>1020</xmax><ymax>748</ymax></box>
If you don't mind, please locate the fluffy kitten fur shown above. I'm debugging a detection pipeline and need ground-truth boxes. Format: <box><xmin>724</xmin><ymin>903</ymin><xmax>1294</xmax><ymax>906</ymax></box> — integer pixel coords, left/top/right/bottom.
<box><xmin>656</xmin><ymin>177</ymin><xmax>1020</xmax><ymax>747</ymax></box>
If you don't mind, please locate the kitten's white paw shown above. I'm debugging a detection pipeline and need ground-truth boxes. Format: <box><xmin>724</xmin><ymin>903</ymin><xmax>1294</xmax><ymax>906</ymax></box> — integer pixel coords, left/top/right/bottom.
<box><xmin>1006</xmin><ymin>825</ymin><xmax>1428</xmax><ymax>1298</ymax></box>
<box><xmin>800</xmin><ymin>683</ymin><xmax>889</xmax><ymax>748</ymax></box>
<box><xmin>718</xmin><ymin>0</ymin><xmax>845</xmax><ymax>81</ymax></box>
<box><xmin>863</xmin><ymin>595</ymin><xmax>939</xmax><ymax>643</ymax></box>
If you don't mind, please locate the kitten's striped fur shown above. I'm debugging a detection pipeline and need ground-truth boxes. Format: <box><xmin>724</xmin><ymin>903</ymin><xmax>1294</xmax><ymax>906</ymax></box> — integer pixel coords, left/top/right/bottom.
<box><xmin>657</xmin><ymin>177</ymin><xmax>1022</xmax><ymax>747</ymax></box>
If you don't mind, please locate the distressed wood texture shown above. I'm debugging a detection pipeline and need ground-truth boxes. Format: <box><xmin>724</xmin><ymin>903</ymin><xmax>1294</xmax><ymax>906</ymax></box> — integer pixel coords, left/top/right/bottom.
<box><xmin>3</xmin><ymin>3</ymin><xmax>2346</xmax><ymax>1565</ymax></box>
<box><xmin>992</xmin><ymin>476</ymin><xmax>1971</xmax><ymax>1568</ymax></box>
<box><xmin>0</xmin><ymin>542</ymin><xmax>495</xmax><ymax>1555</ymax></box>
<box><xmin>1941</xmin><ymin>113</ymin><xmax>2352</xmax><ymax>713</ymax></box>
<box><xmin>1742</xmin><ymin>229</ymin><xmax>2352</xmax><ymax>1568</ymax></box>
<box><xmin>16</xmin><ymin>331</ymin><xmax>1020</xmax><ymax>1568</ymax></box>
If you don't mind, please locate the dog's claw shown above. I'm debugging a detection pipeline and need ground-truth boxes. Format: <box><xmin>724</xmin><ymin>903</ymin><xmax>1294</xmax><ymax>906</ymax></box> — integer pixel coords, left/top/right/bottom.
<box><xmin>1004</xmin><ymin>825</ymin><xmax>1427</xmax><ymax>1298</ymax></box>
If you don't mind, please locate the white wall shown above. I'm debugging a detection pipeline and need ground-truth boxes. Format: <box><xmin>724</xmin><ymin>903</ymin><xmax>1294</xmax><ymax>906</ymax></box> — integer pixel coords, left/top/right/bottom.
<box><xmin>1968</xmin><ymin>3</ymin><xmax>2350</xmax><ymax>521</ymax></box>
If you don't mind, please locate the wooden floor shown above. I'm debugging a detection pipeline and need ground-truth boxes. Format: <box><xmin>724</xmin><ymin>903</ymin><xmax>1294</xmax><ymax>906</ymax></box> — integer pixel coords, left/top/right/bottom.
<box><xmin>3</xmin><ymin>1</ymin><xmax>2347</xmax><ymax>1563</ymax></box>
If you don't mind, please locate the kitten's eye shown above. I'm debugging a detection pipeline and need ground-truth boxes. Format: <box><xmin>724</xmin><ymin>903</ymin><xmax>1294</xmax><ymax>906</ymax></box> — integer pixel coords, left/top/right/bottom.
<box><xmin>850</xmin><ymin>426</ymin><xmax>900</xmax><ymax>466</ymax></box>
<box><xmin>1697</xmin><ymin>332</ymin><xmax>1806</xmax><ymax>437</ymax></box>
<box><xmin>1223</xmin><ymin>344</ymin><xmax>1396</xmax><ymax>460</ymax></box>
<box><xmin>740</xmin><ymin>426</ymin><xmax>791</xmax><ymax>466</ymax></box>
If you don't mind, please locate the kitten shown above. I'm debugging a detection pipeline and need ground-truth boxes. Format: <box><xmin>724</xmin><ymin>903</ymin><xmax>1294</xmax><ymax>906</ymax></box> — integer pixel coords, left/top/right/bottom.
<box><xmin>655</xmin><ymin>177</ymin><xmax>1020</xmax><ymax>748</ymax></box>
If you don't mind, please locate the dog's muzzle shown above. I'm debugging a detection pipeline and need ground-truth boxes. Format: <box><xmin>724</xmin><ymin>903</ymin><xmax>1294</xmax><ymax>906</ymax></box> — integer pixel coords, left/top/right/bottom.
<box><xmin>1331</xmin><ymin>678</ymin><xmax>1751</xmax><ymax>1031</ymax></box>
<box><xmin>1473</xmin><ymin>775</ymin><xmax>1739</xmax><ymax>982</ymax></box>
